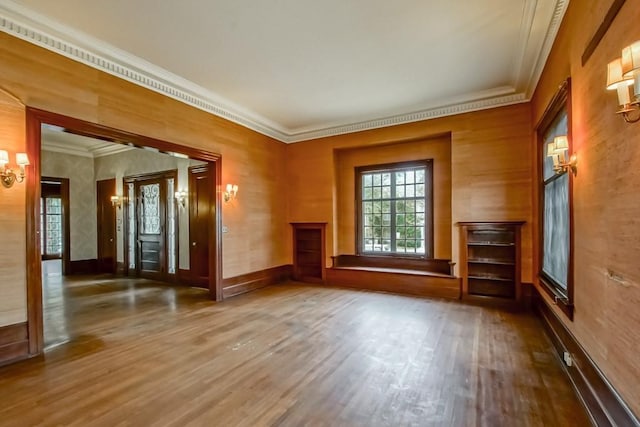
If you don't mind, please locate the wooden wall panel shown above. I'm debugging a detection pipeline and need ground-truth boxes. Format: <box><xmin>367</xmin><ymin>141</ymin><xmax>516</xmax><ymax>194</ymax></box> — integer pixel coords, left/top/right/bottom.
<box><xmin>287</xmin><ymin>103</ymin><xmax>533</xmax><ymax>279</ymax></box>
<box><xmin>0</xmin><ymin>90</ymin><xmax>27</xmax><ymax>327</ymax></box>
<box><xmin>0</xmin><ymin>30</ymin><xmax>289</xmax><ymax>306</ymax></box>
<box><xmin>531</xmin><ymin>0</ymin><xmax>640</xmax><ymax>416</ymax></box>
<box><xmin>335</xmin><ymin>135</ymin><xmax>452</xmax><ymax>258</ymax></box>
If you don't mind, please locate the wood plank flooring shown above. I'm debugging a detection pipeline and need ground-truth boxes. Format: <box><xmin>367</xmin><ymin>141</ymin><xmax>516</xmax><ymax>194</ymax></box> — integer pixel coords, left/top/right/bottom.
<box><xmin>0</xmin><ymin>273</ymin><xmax>590</xmax><ymax>426</ymax></box>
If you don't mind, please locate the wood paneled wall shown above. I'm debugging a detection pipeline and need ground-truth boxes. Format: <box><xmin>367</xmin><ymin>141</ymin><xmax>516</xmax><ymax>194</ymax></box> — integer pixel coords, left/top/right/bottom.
<box><xmin>531</xmin><ymin>0</ymin><xmax>640</xmax><ymax>416</ymax></box>
<box><xmin>287</xmin><ymin>103</ymin><xmax>533</xmax><ymax>278</ymax></box>
<box><xmin>0</xmin><ymin>90</ymin><xmax>27</xmax><ymax>327</ymax></box>
<box><xmin>0</xmin><ymin>32</ymin><xmax>289</xmax><ymax>326</ymax></box>
<box><xmin>334</xmin><ymin>135</ymin><xmax>452</xmax><ymax>258</ymax></box>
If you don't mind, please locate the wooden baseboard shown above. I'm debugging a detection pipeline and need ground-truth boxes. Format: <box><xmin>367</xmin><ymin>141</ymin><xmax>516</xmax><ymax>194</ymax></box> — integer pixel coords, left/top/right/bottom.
<box><xmin>0</xmin><ymin>322</ymin><xmax>29</xmax><ymax>367</ymax></box>
<box><xmin>326</xmin><ymin>267</ymin><xmax>460</xmax><ymax>300</ymax></box>
<box><xmin>68</xmin><ymin>259</ymin><xmax>98</xmax><ymax>275</ymax></box>
<box><xmin>533</xmin><ymin>288</ymin><xmax>639</xmax><ymax>427</ymax></box>
<box><xmin>222</xmin><ymin>265</ymin><xmax>292</xmax><ymax>299</ymax></box>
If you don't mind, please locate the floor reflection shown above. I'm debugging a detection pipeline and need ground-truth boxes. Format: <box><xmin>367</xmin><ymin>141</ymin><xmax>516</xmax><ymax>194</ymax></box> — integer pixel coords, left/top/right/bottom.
<box><xmin>42</xmin><ymin>260</ymin><xmax>209</xmax><ymax>351</ymax></box>
<box><xmin>43</xmin><ymin>260</ymin><xmax>69</xmax><ymax>349</ymax></box>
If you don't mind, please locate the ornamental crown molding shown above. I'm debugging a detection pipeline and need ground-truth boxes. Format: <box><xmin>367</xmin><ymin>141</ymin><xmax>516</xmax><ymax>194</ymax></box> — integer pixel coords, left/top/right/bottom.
<box><xmin>0</xmin><ymin>0</ymin><xmax>568</xmax><ymax>144</ymax></box>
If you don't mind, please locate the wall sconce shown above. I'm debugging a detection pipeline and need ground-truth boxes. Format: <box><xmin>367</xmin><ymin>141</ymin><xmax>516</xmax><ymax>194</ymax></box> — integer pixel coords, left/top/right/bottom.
<box><xmin>110</xmin><ymin>195</ymin><xmax>122</xmax><ymax>209</ymax></box>
<box><xmin>174</xmin><ymin>190</ymin><xmax>187</xmax><ymax>208</ymax></box>
<box><xmin>223</xmin><ymin>183</ymin><xmax>238</xmax><ymax>203</ymax></box>
<box><xmin>0</xmin><ymin>150</ymin><xmax>29</xmax><ymax>188</ymax></box>
<box><xmin>607</xmin><ymin>40</ymin><xmax>640</xmax><ymax>123</ymax></box>
<box><xmin>547</xmin><ymin>135</ymin><xmax>577</xmax><ymax>176</ymax></box>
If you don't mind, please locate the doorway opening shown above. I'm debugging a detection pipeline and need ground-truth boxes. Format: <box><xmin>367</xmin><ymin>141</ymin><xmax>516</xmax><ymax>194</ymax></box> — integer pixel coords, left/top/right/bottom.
<box><xmin>26</xmin><ymin>108</ymin><xmax>222</xmax><ymax>356</ymax></box>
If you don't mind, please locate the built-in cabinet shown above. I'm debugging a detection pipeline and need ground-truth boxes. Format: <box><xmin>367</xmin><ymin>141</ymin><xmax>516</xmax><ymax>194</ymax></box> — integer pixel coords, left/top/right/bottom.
<box><xmin>458</xmin><ymin>221</ymin><xmax>525</xmax><ymax>301</ymax></box>
<box><xmin>291</xmin><ymin>222</ymin><xmax>326</xmax><ymax>283</ymax></box>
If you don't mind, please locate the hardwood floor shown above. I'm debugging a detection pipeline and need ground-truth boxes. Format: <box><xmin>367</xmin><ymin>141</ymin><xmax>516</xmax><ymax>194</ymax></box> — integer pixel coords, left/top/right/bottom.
<box><xmin>0</xmin><ymin>274</ymin><xmax>590</xmax><ymax>426</ymax></box>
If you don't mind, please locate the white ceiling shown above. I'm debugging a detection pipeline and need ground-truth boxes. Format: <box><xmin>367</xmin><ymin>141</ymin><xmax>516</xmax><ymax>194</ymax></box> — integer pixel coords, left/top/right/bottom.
<box><xmin>0</xmin><ymin>0</ymin><xmax>568</xmax><ymax>142</ymax></box>
<box><xmin>41</xmin><ymin>124</ymin><xmax>134</xmax><ymax>158</ymax></box>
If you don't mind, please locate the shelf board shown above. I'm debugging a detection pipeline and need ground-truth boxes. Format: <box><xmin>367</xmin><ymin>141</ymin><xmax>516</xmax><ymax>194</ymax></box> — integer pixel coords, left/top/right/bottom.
<box><xmin>468</xmin><ymin>275</ymin><xmax>514</xmax><ymax>283</ymax></box>
<box><xmin>467</xmin><ymin>242</ymin><xmax>515</xmax><ymax>247</ymax></box>
<box><xmin>468</xmin><ymin>259</ymin><xmax>515</xmax><ymax>266</ymax></box>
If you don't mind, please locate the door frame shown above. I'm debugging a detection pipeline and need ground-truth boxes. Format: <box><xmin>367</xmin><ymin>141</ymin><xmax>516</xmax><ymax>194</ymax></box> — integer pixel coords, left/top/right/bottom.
<box><xmin>26</xmin><ymin>108</ymin><xmax>223</xmax><ymax>356</ymax></box>
<box><xmin>123</xmin><ymin>169</ymin><xmax>178</xmax><ymax>282</ymax></box>
<box><xmin>40</xmin><ymin>176</ymin><xmax>71</xmax><ymax>274</ymax></box>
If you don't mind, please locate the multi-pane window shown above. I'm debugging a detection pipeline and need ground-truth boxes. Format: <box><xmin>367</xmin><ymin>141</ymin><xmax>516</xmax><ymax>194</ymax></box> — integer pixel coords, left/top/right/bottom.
<box><xmin>356</xmin><ymin>160</ymin><xmax>433</xmax><ymax>257</ymax></box>
<box><xmin>40</xmin><ymin>196</ymin><xmax>62</xmax><ymax>259</ymax></box>
<box><xmin>538</xmin><ymin>78</ymin><xmax>573</xmax><ymax>319</ymax></box>
<box><xmin>542</xmin><ymin>111</ymin><xmax>569</xmax><ymax>292</ymax></box>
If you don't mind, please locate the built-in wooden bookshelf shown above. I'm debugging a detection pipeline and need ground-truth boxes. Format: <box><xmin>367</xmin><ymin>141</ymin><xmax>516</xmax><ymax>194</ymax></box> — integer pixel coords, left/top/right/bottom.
<box><xmin>291</xmin><ymin>223</ymin><xmax>326</xmax><ymax>283</ymax></box>
<box><xmin>458</xmin><ymin>221</ymin><xmax>525</xmax><ymax>301</ymax></box>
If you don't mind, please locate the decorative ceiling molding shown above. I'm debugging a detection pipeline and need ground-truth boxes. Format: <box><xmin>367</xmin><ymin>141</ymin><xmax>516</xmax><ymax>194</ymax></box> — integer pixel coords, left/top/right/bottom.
<box><xmin>525</xmin><ymin>0</ymin><xmax>570</xmax><ymax>97</ymax></box>
<box><xmin>0</xmin><ymin>0</ymin><xmax>569</xmax><ymax>144</ymax></box>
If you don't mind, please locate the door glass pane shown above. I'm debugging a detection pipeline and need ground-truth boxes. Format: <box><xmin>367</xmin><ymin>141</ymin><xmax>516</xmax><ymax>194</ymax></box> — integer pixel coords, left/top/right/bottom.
<box><xmin>167</xmin><ymin>178</ymin><xmax>176</xmax><ymax>274</ymax></box>
<box><xmin>127</xmin><ymin>183</ymin><xmax>136</xmax><ymax>269</ymax></box>
<box><xmin>140</xmin><ymin>183</ymin><xmax>161</xmax><ymax>235</ymax></box>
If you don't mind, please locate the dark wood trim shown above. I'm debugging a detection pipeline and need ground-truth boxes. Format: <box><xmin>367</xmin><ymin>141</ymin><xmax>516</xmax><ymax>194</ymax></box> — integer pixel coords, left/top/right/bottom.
<box><xmin>291</xmin><ymin>222</ymin><xmax>327</xmax><ymax>283</ymax></box>
<box><xmin>178</xmin><ymin>268</ymin><xmax>191</xmax><ymax>284</ymax></box>
<box><xmin>26</xmin><ymin>108</ymin><xmax>42</xmax><ymax>355</ymax></box>
<box><xmin>326</xmin><ymin>267</ymin><xmax>460</xmax><ymax>300</ymax></box>
<box><xmin>25</xmin><ymin>107</ymin><xmax>223</xmax><ymax>357</ymax></box>
<box><xmin>123</xmin><ymin>169</ymin><xmax>177</xmax><ymax>282</ymax></box>
<box><xmin>534</xmin><ymin>288</ymin><xmax>640</xmax><ymax>427</ymax></box>
<box><xmin>535</xmin><ymin>78</ymin><xmax>574</xmax><ymax>320</ymax></box>
<box><xmin>581</xmin><ymin>0</ymin><xmax>626</xmax><ymax>66</ymax></box>
<box><xmin>222</xmin><ymin>265</ymin><xmax>292</xmax><ymax>299</ymax></box>
<box><xmin>67</xmin><ymin>259</ymin><xmax>98</xmax><ymax>275</ymax></box>
<box><xmin>355</xmin><ymin>159</ymin><xmax>434</xmax><ymax>258</ymax></box>
<box><xmin>40</xmin><ymin>177</ymin><xmax>71</xmax><ymax>274</ymax></box>
<box><xmin>213</xmin><ymin>159</ymin><xmax>223</xmax><ymax>301</ymax></box>
<box><xmin>331</xmin><ymin>254</ymin><xmax>454</xmax><ymax>276</ymax></box>
<box><xmin>0</xmin><ymin>322</ymin><xmax>29</xmax><ymax>367</ymax></box>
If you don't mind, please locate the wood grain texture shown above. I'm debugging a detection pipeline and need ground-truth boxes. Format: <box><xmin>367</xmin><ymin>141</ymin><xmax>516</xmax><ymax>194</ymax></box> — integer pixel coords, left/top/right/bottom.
<box><xmin>335</xmin><ymin>135</ymin><xmax>452</xmax><ymax>259</ymax></box>
<box><xmin>326</xmin><ymin>267</ymin><xmax>461</xmax><ymax>300</ymax></box>
<box><xmin>531</xmin><ymin>0</ymin><xmax>640</xmax><ymax>417</ymax></box>
<box><xmin>534</xmin><ymin>290</ymin><xmax>639</xmax><ymax>427</ymax></box>
<box><xmin>287</xmin><ymin>104</ymin><xmax>533</xmax><ymax>283</ymax></box>
<box><xmin>0</xmin><ymin>277</ymin><xmax>589</xmax><ymax>426</ymax></box>
<box><xmin>0</xmin><ymin>31</ymin><xmax>289</xmax><ymax>328</ymax></box>
<box><xmin>0</xmin><ymin>89</ymin><xmax>28</xmax><ymax>327</ymax></box>
<box><xmin>332</xmin><ymin>254</ymin><xmax>453</xmax><ymax>275</ymax></box>
<box><xmin>0</xmin><ymin>322</ymin><xmax>28</xmax><ymax>366</ymax></box>
<box><xmin>222</xmin><ymin>264</ymin><xmax>292</xmax><ymax>299</ymax></box>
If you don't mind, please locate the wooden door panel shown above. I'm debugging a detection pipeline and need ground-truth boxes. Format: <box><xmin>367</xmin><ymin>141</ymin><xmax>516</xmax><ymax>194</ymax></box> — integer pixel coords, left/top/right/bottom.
<box><xmin>137</xmin><ymin>179</ymin><xmax>165</xmax><ymax>280</ymax></box>
<box><xmin>96</xmin><ymin>178</ymin><xmax>116</xmax><ymax>274</ymax></box>
<box><xmin>189</xmin><ymin>166</ymin><xmax>210</xmax><ymax>287</ymax></box>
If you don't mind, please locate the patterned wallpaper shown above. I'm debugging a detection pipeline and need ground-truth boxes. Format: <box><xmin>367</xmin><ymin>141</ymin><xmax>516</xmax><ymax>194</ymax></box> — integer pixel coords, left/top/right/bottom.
<box><xmin>94</xmin><ymin>148</ymin><xmax>205</xmax><ymax>269</ymax></box>
<box><xmin>41</xmin><ymin>145</ymin><xmax>205</xmax><ymax>268</ymax></box>
<box><xmin>41</xmin><ymin>151</ymin><xmax>97</xmax><ymax>261</ymax></box>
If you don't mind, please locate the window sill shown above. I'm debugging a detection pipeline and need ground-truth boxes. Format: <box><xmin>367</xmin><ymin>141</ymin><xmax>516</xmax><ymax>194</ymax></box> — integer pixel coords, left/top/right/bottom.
<box><xmin>539</xmin><ymin>276</ymin><xmax>574</xmax><ymax>320</ymax></box>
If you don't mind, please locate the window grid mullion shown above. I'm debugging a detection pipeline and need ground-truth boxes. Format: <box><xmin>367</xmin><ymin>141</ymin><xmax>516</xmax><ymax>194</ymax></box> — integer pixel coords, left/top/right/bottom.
<box><xmin>390</xmin><ymin>172</ymin><xmax>396</xmax><ymax>252</ymax></box>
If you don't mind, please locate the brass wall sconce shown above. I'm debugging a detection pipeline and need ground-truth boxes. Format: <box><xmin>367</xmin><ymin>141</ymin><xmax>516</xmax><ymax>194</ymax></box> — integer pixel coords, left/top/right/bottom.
<box><xmin>547</xmin><ymin>135</ymin><xmax>577</xmax><ymax>176</ymax></box>
<box><xmin>174</xmin><ymin>190</ymin><xmax>187</xmax><ymax>208</ymax></box>
<box><xmin>607</xmin><ymin>40</ymin><xmax>640</xmax><ymax>123</ymax></box>
<box><xmin>0</xmin><ymin>150</ymin><xmax>30</xmax><ymax>188</ymax></box>
<box><xmin>110</xmin><ymin>195</ymin><xmax>122</xmax><ymax>209</ymax></box>
<box><xmin>223</xmin><ymin>183</ymin><xmax>238</xmax><ymax>203</ymax></box>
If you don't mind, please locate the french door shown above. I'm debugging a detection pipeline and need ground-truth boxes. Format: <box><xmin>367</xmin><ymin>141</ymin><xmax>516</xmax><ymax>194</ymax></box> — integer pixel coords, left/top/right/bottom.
<box><xmin>124</xmin><ymin>171</ymin><xmax>177</xmax><ymax>282</ymax></box>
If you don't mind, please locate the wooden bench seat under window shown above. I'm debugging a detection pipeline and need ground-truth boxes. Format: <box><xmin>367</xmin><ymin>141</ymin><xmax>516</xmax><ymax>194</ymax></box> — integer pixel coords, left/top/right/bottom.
<box><xmin>327</xmin><ymin>255</ymin><xmax>460</xmax><ymax>300</ymax></box>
